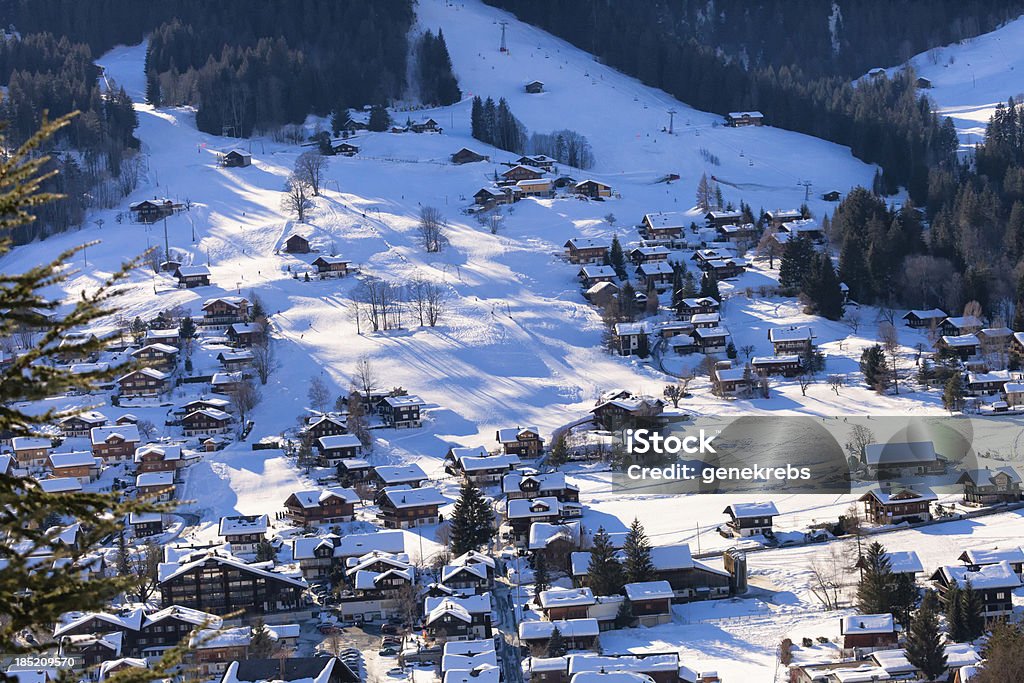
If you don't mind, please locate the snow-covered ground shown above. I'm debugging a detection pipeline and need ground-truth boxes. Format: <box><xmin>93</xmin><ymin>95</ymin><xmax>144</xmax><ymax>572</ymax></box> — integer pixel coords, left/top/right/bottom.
<box><xmin>882</xmin><ymin>12</ymin><xmax>1024</xmax><ymax>149</ymax></box>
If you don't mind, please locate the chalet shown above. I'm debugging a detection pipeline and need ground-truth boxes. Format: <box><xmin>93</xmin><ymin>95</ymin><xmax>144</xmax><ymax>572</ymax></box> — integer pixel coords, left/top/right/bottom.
<box><xmin>689</xmin><ymin>312</ymin><xmax>720</xmax><ymax>329</ymax></box>
<box><xmin>117</xmin><ymin>368</ymin><xmax>170</xmax><ymax>397</ymax></box>
<box><xmin>903</xmin><ymin>309</ymin><xmax>947</xmax><ymax>328</ymax></box>
<box><xmin>724</xmin><ymin>111</ymin><xmax>764</xmax><ymax>127</ymax></box>
<box><xmin>291</xmin><ymin>530</ymin><xmax>405</xmax><ymax>580</ymax></box>
<box><xmin>131</xmin><ymin>343</ymin><xmax>178</xmax><ymax>371</ymax></box>
<box><xmin>590</xmin><ymin>394</ymin><xmax>664</xmax><ymax>431</ymax></box>
<box><xmin>424</xmin><ymin>594</ymin><xmax>493</xmax><ymax>642</ymax></box>
<box><xmin>612</xmin><ymin>322</ymin><xmax>649</xmax><ymax>357</ymax></box>
<box><xmin>501</xmin><ymin>165</ymin><xmax>545</xmax><ymax>183</ymax></box>
<box><xmin>217</xmin><ymin>350</ymin><xmax>254</xmax><ymax>372</ymax></box>
<box><xmin>861</xmin><ymin>441</ymin><xmax>945</xmax><ymax>476</ymax></box>
<box><xmin>410</xmin><ymin>118</ymin><xmax>440</xmax><ymax>133</ymax></box>
<box><xmin>768</xmin><ymin>326</ymin><xmax>815</xmax><ymax>355</ymax></box>
<box><xmin>957</xmin><ymin>467</ymin><xmax>1022</xmax><ymax>505</ymax></box>
<box><xmin>859</xmin><ymin>487</ymin><xmax>935</xmax><ymax>525</ymax></box>
<box><xmin>518</xmin><ymin>154</ymin><xmax>556</xmax><ymax>172</ymax></box>
<box><xmin>585</xmin><ymin>281</ymin><xmax>619</xmax><ymax>307</ymax></box>
<box><xmin>145</xmin><ymin>328</ymin><xmax>180</xmax><ymax>345</ymax></box>
<box><xmin>916</xmin><ymin>76</ymin><xmax>933</xmax><ymax>88</ymax></box>
<box><xmin>855</xmin><ymin>550</ymin><xmax>924</xmax><ymax>580</ymax></box>
<box><xmin>136</xmin><ymin>471</ymin><xmax>176</xmax><ymax>501</ymax></box>
<box><xmin>572</xmin><ymin>542</ymin><xmax>729</xmax><ymax>602</ymax></box>
<box><xmin>129</xmin><ymin>198</ymin><xmax>177</xmax><ymax>224</ymax></box>
<box><xmin>518</xmin><ymin>178</ymin><xmax>553</xmax><ymax>197</ymax></box>
<box><xmin>284</xmin><ymin>487</ymin><xmax>360</xmax><ymax>526</ymax></box>
<box><xmin>446</xmin><ymin>447</ymin><xmax>520</xmax><ymax>485</ymax></box>
<box><xmin>958</xmin><ymin>547</ymin><xmax>1024</xmax><ymax>576</ymax></box>
<box><xmin>717</xmin><ymin>223</ymin><xmax>759</xmax><ymax>243</ymax></box>
<box><xmin>778</xmin><ymin>218</ymin><xmax>823</xmax><ymax>242</ymax></box>
<box><xmin>567</xmin><ymin>655</ymin><xmax>687</xmax><ymax>683</ymax></box>
<box><xmin>704</xmin><ymin>211</ymin><xmax>743</xmax><ymax>229</ymax></box>
<box><xmin>48</xmin><ymin>451</ymin><xmax>101</xmax><ymax>483</ymax></box>
<box><xmin>578</xmin><ymin>265</ymin><xmax>617</xmax><ymax>287</ymax></box>
<box><xmin>965</xmin><ymin>370</ymin><xmax>1010</xmax><ymax>396</ymax></box>
<box><xmin>451</xmin><ymin>148</ymin><xmax>489</xmax><ymax>165</ymax></box>
<box><xmin>158</xmin><ymin>551</ymin><xmax>306</xmax><ymax>614</ymax></box>
<box><xmin>822</xmin><ymin>190</ymin><xmax>842</xmax><ymax>202</ymax></box>
<box><xmin>38</xmin><ymin>477</ymin><xmax>83</xmax><ymax>494</ymax></box>
<box><xmin>440</xmin><ymin>562</ymin><xmax>492</xmax><ymax>593</ymax></box>
<box><xmin>330</xmin><ymin>142</ymin><xmax>359</xmax><ymax>157</ymax></box>
<box><xmin>311</xmin><ymin>256</ymin><xmax>351</xmax><ymax>277</ymax></box>
<box><xmin>217</xmin><ymin>514</ymin><xmax>268</xmax><ymax>555</ymax></box>
<box><xmin>174</xmin><ymin>265</ymin><xmax>211</xmax><ymax>288</ymax></box>
<box><xmin>90</xmin><ymin>425</ymin><xmax>140</xmax><ymax>464</ymax></box>
<box><xmin>59</xmin><ymin>411</ymin><xmax>108</xmax><ymax>438</ymax></box>
<box><xmin>283</xmin><ymin>234</ymin><xmax>311</xmax><ymax>254</ymax></box>
<box><xmin>978</xmin><ymin>326</ymin><xmax>1014</xmax><ymax>355</ymax></box>
<box><xmin>529</xmin><ymin>521</ymin><xmax>583</xmax><ymax>570</ymax></box>
<box><xmin>129</xmin><ymin>512</ymin><xmax>165</xmax><ymax>538</ymax></box>
<box><xmin>317</xmin><ymin>434</ymin><xmax>363</xmax><ymax>467</ymax></box>
<box><xmin>676</xmin><ymin>297</ymin><xmax>719</xmax><ymax>318</ymax></box>
<box><xmin>941</xmin><ymin>315</ymin><xmax>983</xmax><ymax>336</ymax></box>
<box><xmin>336</xmin><ymin>458</ymin><xmax>373</xmax><ymax>484</ymax></box>
<box><xmin>304</xmin><ymin>414</ymin><xmax>347</xmax><ymax>442</ymax></box>
<box><xmin>506</xmin><ymin>497</ymin><xmax>562</xmax><ymax>541</ymax></box>
<box><xmin>764</xmin><ymin>209</ymin><xmax>802</xmax><ymax>227</ymax></box>
<box><xmin>635</xmin><ymin>262</ymin><xmax>675</xmax><ymax>290</ymax></box>
<box><xmin>223</xmin><ymin>150</ymin><xmax>251</xmax><ymax>168</ymax></box>
<box><xmin>227</xmin><ymin>322</ymin><xmax>260</xmax><ymax>347</ymax></box>
<box><xmin>640</xmin><ymin>212</ymin><xmax>687</xmax><ymax>240</ymax></box>
<box><xmin>574</xmin><ymin>180</ymin><xmax>612</xmax><ymax>199</ymax></box>
<box><xmin>380</xmin><ymin>395</ymin><xmax>425</xmax><ymax>428</ymax></box>
<box><xmin>211</xmin><ymin>372</ymin><xmax>244</xmax><ymax>394</ymax></box>
<box><xmin>134</xmin><ymin>444</ymin><xmax>183</xmax><ymax>473</ymax></box>
<box><xmin>373</xmin><ymin>463</ymin><xmax>429</xmax><ymax>489</ymax></box>
<box><xmin>525</xmin><ymin>80</ymin><xmax>545</xmax><ymax>94</ymax></box>
<box><xmin>474</xmin><ymin>187</ymin><xmax>506</xmax><ymax>207</ymax></box>
<box><xmin>221</xmin><ymin>658</ymin><xmax>358</xmax><ymax>683</ymax></box>
<box><xmin>520</xmin><ymin>619</ymin><xmax>598</xmax><ymax>654</ymax></box>
<box><xmin>712</xmin><ymin>361</ymin><xmax>753</xmax><ymax>397</ymax></box>
<box><xmin>56</xmin><ymin>332</ymin><xmax>99</xmax><ymax>363</ymax></box>
<box><xmin>931</xmin><ymin>561</ymin><xmax>1021</xmax><ymax>620</ymax></box>
<box><xmin>182</xmin><ymin>409</ymin><xmax>232</xmax><ymax>437</ymax></box>
<box><xmin>536</xmin><ymin>587</ymin><xmax>595</xmax><ymax>621</ymax></box>
<box><xmin>190</xmin><ymin>627</ymin><xmax>251</xmax><ymax>677</ymax></box>
<box><xmin>623</xmin><ymin>581</ymin><xmax>673</xmax><ymax>626</ymax></box>
<box><xmin>839</xmin><ymin>614</ymin><xmax>899</xmax><ymax>651</ymax></box>
<box><xmin>629</xmin><ymin>246</ymin><xmax>671</xmax><ymax>265</ymax></box>
<box><xmin>377</xmin><ymin>485</ymin><xmax>447</xmax><ymax>528</ymax></box>
<box><xmin>667</xmin><ymin>335</ymin><xmax>696</xmax><ymax>355</ymax></box>
<box><xmin>659</xmin><ymin>321</ymin><xmax>693</xmax><ymax>339</ymax></box>
<box><xmin>496</xmin><ymin>426</ymin><xmax>545</xmax><ymax>458</ymax></box>
<box><xmin>723</xmin><ymin>502</ymin><xmax>777</xmax><ymax>538</ymax></box>
<box><xmin>751</xmin><ymin>355</ymin><xmax>802</xmax><ymax>377</ymax></box>
<box><xmin>563</xmin><ymin>238</ymin><xmax>610</xmax><ymax>267</ymax></box>
<box><xmin>202</xmin><ymin>296</ymin><xmax>250</xmax><ymax>324</ymax></box>
<box><xmin>692</xmin><ymin>326</ymin><xmax>729</xmax><ymax>353</ymax></box>
<box><xmin>937</xmin><ymin>333</ymin><xmax>981</xmax><ymax>359</ymax></box>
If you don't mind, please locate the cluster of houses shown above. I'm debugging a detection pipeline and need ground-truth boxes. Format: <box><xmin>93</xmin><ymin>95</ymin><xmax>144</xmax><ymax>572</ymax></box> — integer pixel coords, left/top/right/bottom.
<box><xmin>469</xmin><ymin>154</ymin><xmax>613</xmax><ymax>212</ymax></box>
<box><xmin>278</xmin><ymin>233</ymin><xmax>353</xmax><ymax>280</ymax></box>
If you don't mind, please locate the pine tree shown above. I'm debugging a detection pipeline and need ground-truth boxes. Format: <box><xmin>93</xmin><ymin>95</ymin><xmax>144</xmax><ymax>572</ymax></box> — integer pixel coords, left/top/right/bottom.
<box><xmin>249</xmin><ymin>618</ymin><xmax>275</xmax><ymax>658</ymax></box>
<box><xmin>1013</xmin><ymin>273</ymin><xmax>1024</xmax><ymax>332</ymax></box>
<box><xmin>546</xmin><ymin>626</ymin><xmax>567</xmax><ymax>657</ymax></box>
<box><xmin>699</xmin><ymin>271</ymin><xmax>720</xmax><ymax>299</ymax></box>
<box><xmin>548</xmin><ymin>433</ymin><xmax>568</xmax><ymax>466</ymax></box>
<box><xmin>695</xmin><ymin>173</ymin><xmax>713</xmax><ymax>212</ymax></box>
<box><xmin>368</xmin><ymin>104</ymin><xmax>391</xmax><ymax>132</ymax></box>
<box><xmin>891</xmin><ymin>572</ymin><xmax>919</xmax><ymax>627</ymax></box>
<box><xmin>860</xmin><ymin>344</ymin><xmax>888</xmax><ymax>393</ymax></box>
<box><xmin>857</xmin><ymin>541</ymin><xmax>894</xmax><ymax>615</ymax></box>
<box><xmin>609</xmin><ymin>235</ymin><xmax>626</xmax><ymax>278</ymax></box>
<box><xmin>946</xmin><ymin>584</ymin><xmax>966</xmax><ymax>641</ymax></box>
<box><xmin>470</xmin><ymin>96</ymin><xmax>485</xmax><ymax>141</ymax></box>
<box><xmin>331</xmin><ymin>107</ymin><xmax>351</xmax><ymax>137</ymax></box>
<box><xmin>670</xmin><ymin>266</ymin><xmax>684</xmax><ymax>311</ymax></box>
<box><xmin>905</xmin><ymin>602</ymin><xmax>947</xmax><ymax>681</ymax></box>
<box><xmin>587</xmin><ymin>527</ymin><xmax>624</xmax><ymax>596</ymax></box>
<box><xmin>778</xmin><ymin>236</ymin><xmax>815</xmax><ymax>292</ymax></box>
<box><xmin>943</xmin><ymin>374</ymin><xmax>965</xmax><ymax>412</ymax></box>
<box><xmin>726</xmin><ymin>341</ymin><xmax>737</xmax><ymax>359</ymax></box>
<box><xmin>622</xmin><ymin>518</ymin><xmax>654</xmax><ymax>584</ymax></box>
<box><xmin>255</xmin><ymin>538</ymin><xmax>277</xmax><ymax>562</ymax></box>
<box><xmin>614</xmin><ymin>598</ymin><xmax>634</xmax><ymax>628</ymax></box>
<box><xmin>449</xmin><ymin>480</ymin><xmax>495</xmax><ymax>556</ymax></box>
<box><xmin>809</xmin><ymin>253</ymin><xmax>844</xmax><ymax>320</ymax></box>
<box><xmin>961</xmin><ymin>581</ymin><xmax>986</xmax><ymax>642</ymax></box>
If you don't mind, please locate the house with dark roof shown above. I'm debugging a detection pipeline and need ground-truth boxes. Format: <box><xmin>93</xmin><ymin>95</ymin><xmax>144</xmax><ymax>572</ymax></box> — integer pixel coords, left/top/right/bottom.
<box><xmin>284</xmin><ymin>487</ymin><xmax>360</xmax><ymax>526</ymax></box>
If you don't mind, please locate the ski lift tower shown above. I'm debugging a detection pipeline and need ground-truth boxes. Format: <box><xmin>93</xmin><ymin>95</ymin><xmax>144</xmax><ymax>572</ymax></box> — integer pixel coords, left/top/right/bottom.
<box><xmin>498</xmin><ymin>20</ymin><xmax>509</xmax><ymax>52</ymax></box>
<box><xmin>668</xmin><ymin>108</ymin><xmax>677</xmax><ymax>134</ymax></box>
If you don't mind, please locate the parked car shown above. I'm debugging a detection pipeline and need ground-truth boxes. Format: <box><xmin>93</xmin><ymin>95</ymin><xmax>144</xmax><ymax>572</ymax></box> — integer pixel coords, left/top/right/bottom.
<box><xmin>378</xmin><ymin>648</ymin><xmax>398</xmax><ymax>657</ymax></box>
<box><xmin>381</xmin><ymin>623</ymin><xmax>399</xmax><ymax>635</ymax></box>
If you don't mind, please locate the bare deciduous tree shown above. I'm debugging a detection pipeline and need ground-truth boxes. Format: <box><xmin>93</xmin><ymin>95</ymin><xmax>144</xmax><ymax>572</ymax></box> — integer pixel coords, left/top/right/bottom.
<box><xmin>740</xmin><ymin>344</ymin><xmax>756</xmax><ymax>360</ymax></box>
<box><xmin>294</xmin><ymin>151</ymin><xmax>328</xmax><ymax>196</ymax></box>
<box><xmin>879</xmin><ymin>322</ymin><xmax>901</xmax><ymax>395</ymax></box>
<box><xmin>251</xmin><ymin>337</ymin><xmax>275</xmax><ymax>385</ymax></box>
<box><xmin>844</xmin><ymin>424</ymin><xmax>876</xmax><ymax>464</ymax></box>
<box><xmin>808</xmin><ymin>547</ymin><xmax>844</xmax><ymax>610</ymax></box>
<box><xmin>353</xmin><ymin>355</ymin><xmax>378</xmax><ymax>399</ymax></box>
<box><xmin>308</xmin><ymin>376</ymin><xmax>331</xmax><ymax>413</ymax></box>
<box><xmin>282</xmin><ymin>174</ymin><xmax>314</xmax><ymax>222</ymax></box>
<box><xmin>827</xmin><ymin>374</ymin><xmax>844</xmax><ymax>395</ymax></box>
<box><xmin>129</xmin><ymin>540</ymin><xmax>163</xmax><ymax>603</ymax></box>
<box><xmin>417</xmin><ymin>206</ymin><xmax>446</xmax><ymax>253</ymax></box>
<box><xmin>424</xmin><ymin>281</ymin><xmax>448</xmax><ymax>327</ymax></box>
<box><xmin>231</xmin><ymin>378</ymin><xmax>262</xmax><ymax>433</ymax></box>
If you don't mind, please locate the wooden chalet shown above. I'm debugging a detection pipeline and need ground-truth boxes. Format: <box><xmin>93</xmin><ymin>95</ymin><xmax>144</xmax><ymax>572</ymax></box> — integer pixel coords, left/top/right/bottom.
<box><xmin>284</xmin><ymin>487</ymin><xmax>360</xmax><ymax>526</ymax></box>
<box><xmin>635</xmin><ymin>261</ymin><xmax>675</xmax><ymax>290</ymax></box>
<box><xmin>311</xmin><ymin>256</ymin><xmax>351</xmax><ymax>277</ymax></box>
<box><xmin>711</xmin><ymin>361</ymin><xmax>753</xmax><ymax>397</ymax></box>
<box><xmin>861</xmin><ymin>441</ymin><xmax>945</xmax><ymax>476</ymax></box>
<box><xmin>624</xmin><ymin>581</ymin><xmax>674</xmax><ymax>626</ymax></box>
<box><xmin>59</xmin><ymin>411</ymin><xmax>108</xmax><ymax>438</ymax></box>
<box><xmin>859</xmin><ymin>487</ymin><xmax>935</xmax><ymax>525</ymax></box>
<box><xmin>305</xmin><ymin>414</ymin><xmax>347</xmax><ymax>441</ymax></box>
<box><xmin>410</xmin><ymin>118</ymin><xmax>440</xmax><ymax>133</ymax></box>
<box><xmin>316</xmin><ymin>434</ymin><xmax>363</xmax><ymax>467</ymax></box>
<box><xmin>704</xmin><ymin>211</ymin><xmax>743</xmax><ymax>229</ymax></box>
<box><xmin>135</xmin><ymin>470</ymin><xmax>176</xmax><ymax>501</ymax></box>
<box><xmin>724</xmin><ymin>111</ymin><xmax>764</xmax><ymax>127</ymax></box>
<box><xmin>217</xmin><ymin>350</ymin><xmax>254</xmax><ymax>372</ymax></box>
<box><xmin>134</xmin><ymin>444</ymin><xmax>183</xmax><ymax>473</ymax></box>
<box><xmin>217</xmin><ymin>514</ymin><xmax>268</xmax><ymax>555</ymax></box>
<box><xmin>202</xmin><ymin>296</ymin><xmax>250</xmax><ymax>324</ymax></box>
<box><xmin>11</xmin><ymin>436</ymin><xmax>50</xmax><ymax>469</ymax></box>
<box><xmin>330</xmin><ymin>142</ymin><xmax>359</xmax><ymax>156</ymax></box>
<box><xmin>445</xmin><ymin>447</ymin><xmax>520</xmax><ymax>485</ymax></box>
<box><xmin>520</xmin><ymin>619</ymin><xmax>598</xmax><ymax>654</ymax></box>
<box><xmin>283</xmin><ymin>234</ymin><xmax>311</xmax><ymax>254</ymax></box>
<box><xmin>768</xmin><ymin>326</ymin><xmax>815</xmax><ymax>355</ymax></box>
<box><xmin>640</xmin><ymin>212</ymin><xmax>687</xmax><ymax>241</ymax></box>
<box><xmin>564</xmin><ymin>237</ymin><xmax>610</xmax><ymax>265</ymax></box>
<box><xmin>380</xmin><ymin>395</ymin><xmax>424</xmax><ymax>428</ymax></box>
<box><xmin>578</xmin><ymin>265</ymin><xmax>617</xmax><ymax>287</ymax></box>
<box><xmin>612</xmin><ymin>322</ymin><xmax>649</xmax><ymax>357</ymax></box>
<box><xmin>424</xmin><ymin>594</ymin><xmax>493</xmax><ymax>643</ymax></box>
<box><xmin>573</xmin><ymin>179</ymin><xmax>612</xmax><ymax>199</ymax></box>
<box><xmin>902</xmin><ymin>309</ymin><xmax>947</xmax><ymax>329</ymax></box>
<box><xmin>131</xmin><ymin>343</ymin><xmax>178</xmax><ymax>371</ymax></box>
<box><xmin>377</xmin><ymin>486</ymin><xmax>446</xmax><ymax>528</ymax></box>
<box><xmin>751</xmin><ymin>355</ymin><xmax>802</xmax><ymax>377</ymax></box>
<box><xmin>129</xmin><ymin>198</ymin><xmax>178</xmax><ymax>224</ymax></box>
<box><xmin>957</xmin><ymin>467</ymin><xmax>1022</xmax><ymax>505</ymax></box>
<box><xmin>931</xmin><ymin>561</ymin><xmax>1021</xmax><ymax>620</ymax></box>
<box><xmin>937</xmin><ymin>333</ymin><xmax>981</xmax><ymax>359</ymax></box>
<box><xmin>117</xmin><ymin>367</ymin><xmax>170</xmax><ymax>397</ymax></box>
<box><xmin>590</xmin><ymin>393</ymin><xmax>664</xmax><ymax>431</ymax></box>
<box><xmin>90</xmin><ymin>425</ymin><xmax>141</xmax><ymax>464</ymax></box>
<box><xmin>501</xmin><ymin>165</ymin><xmax>544</xmax><ymax>183</ymax></box>
<box><xmin>129</xmin><ymin>512</ymin><xmax>165</xmax><ymax>538</ymax></box>
<box><xmin>675</xmin><ymin>297</ymin><xmax>719</xmax><ymax>318</ymax></box>
<box><xmin>182</xmin><ymin>408</ymin><xmax>232</xmax><ymax>437</ymax></box>
<box><xmin>227</xmin><ymin>322</ymin><xmax>260</xmax><ymax>347</ymax></box>
<box><xmin>723</xmin><ymin>502</ymin><xmax>777</xmax><ymax>538</ymax></box>
<box><xmin>495</xmin><ymin>426</ymin><xmax>544</xmax><ymax>458</ymax></box>
<box><xmin>839</xmin><ymin>614</ymin><xmax>898</xmax><ymax>650</ymax></box>
<box><xmin>941</xmin><ymin>315</ymin><xmax>983</xmax><ymax>336</ymax></box>
<box><xmin>158</xmin><ymin>551</ymin><xmax>305</xmax><ymax>615</ymax></box>
<box><xmin>524</xmin><ymin>80</ymin><xmax>544</xmax><ymax>94</ymax></box>
<box><xmin>451</xmin><ymin>148</ymin><xmax>489</xmax><ymax>165</ymax></box>
<box><xmin>517</xmin><ymin>154</ymin><xmax>555</xmax><ymax>171</ymax></box>
<box><xmin>629</xmin><ymin>246</ymin><xmax>671</xmax><ymax>265</ymax></box>
<box><xmin>223</xmin><ymin>150</ymin><xmax>251</xmax><ymax>167</ymax></box>
<box><xmin>48</xmin><ymin>451</ymin><xmax>101</xmax><ymax>484</ymax></box>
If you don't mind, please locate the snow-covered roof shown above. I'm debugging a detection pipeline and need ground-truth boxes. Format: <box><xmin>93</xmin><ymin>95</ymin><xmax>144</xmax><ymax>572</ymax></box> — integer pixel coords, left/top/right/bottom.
<box><xmin>643</xmin><ymin>211</ymin><xmax>688</xmax><ymax>229</ymax></box>
<box><xmin>861</xmin><ymin>486</ymin><xmax>936</xmax><ymax>504</ymax></box>
<box><xmin>958</xmin><ymin>547</ymin><xmax>1024</xmax><ymax>567</ymax></box>
<box><xmin>132</xmin><ymin>343</ymin><xmax>178</xmax><ymax>356</ymax></box>
<box><xmin>727</xmin><ymin>111</ymin><xmax>763</xmax><ymax>118</ymax></box>
<box><xmin>458</xmin><ymin>451</ymin><xmax>520</xmax><ymax>471</ymax></box>
<box><xmin>135</xmin><ymin>471</ymin><xmax>174</xmax><ymax>488</ymax></box>
<box><xmin>443</xmin><ymin>666</ymin><xmax>501</xmax><ymax>683</ymax></box>
<box><xmin>117</xmin><ymin>367</ymin><xmax>170</xmax><ymax>383</ymax></box>
<box><xmin>689</xmin><ymin>312</ymin><xmax>720</xmax><ymax>325</ymax></box>
<box><xmin>537</xmin><ymin>587</ymin><xmax>595</xmax><ymax>609</ymax></box>
<box><xmin>779</xmin><ymin>218</ymin><xmax>820</xmax><ymax>234</ymax></box>
<box><xmin>944</xmin><ymin>315</ymin><xmax>982</xmax><ymax>329</ymax></box>
<box><xmin>48</xmin><ymin>451</ymin><xmax>98</xmax><ymax>469</ymax></box>
<box><xmin>291</xmin><ymin>530</ymin><xmax>404</xmax><ymax>560</ymax></box>
<box><xmin>520</xmin><ymin>618</ymin><xmax>599</xmax><ymax>640</ymax></box>
<box><xmin>202</xmin><ymin>295</ymin><xmax>247</xmax><ymax>310</ymax></box>
<box><xmin>496</xmin><ymin>426</ymin><xmax>541</xmax><ymax>443</ymax></box>
<box><xmin>650</xmin><ymin>543</ymin><xmax>693</xmax><ymax>571</ymax></box>
<box><xmin>934</xmin><ymin>560</ymin><xmax>1021</xmax><ymax>589</ymax></box>
<box><xmin>374</xmin><ymin>463</ymin><xmax>427</xmax><ymax>483</ymax></box>
<box><xmin>568</xmin><ymin>655</ymin><xmax>679</xmax><ymax>676</ymax></box>
<box><xmin>218</xmin><ymin>514</ymin><xmax>269</xmax><ymax>537</ymax></box>
<box><xmin>724</xmin><ymin>502</ymin><xmax>779</xmax><ymax>519</ymax></box>
<box><xmin>501</xmin><ymin>470</ymin><xmax>570</xmax><ymax>494</ymax></box>
<box><xmin>191</xmin><ymin>625</ymin><xmax>251</xmax><ymax>649</ymax></box>
<box><xmin>885</xmin><ymin>550</ymin><xmax>924</xmax><ymax>574</ymax></box>
<box><xmin>318</xmin><ymin>434</ymin><xmax>362</xmax><ymax>450</ymax></box>
<box><xmin>159</xmin><ymin>551</ymin><xmax>306</xmax><ymax>588</ymax></box>
<box><xmin>903</xmin><ymin>308</ymin><xmax>947</xmax><ymax>320</ymax></box>
<box><xmin>940</xmin><ymin>333</ymin><xmax>980</xmax><ymax>347</ymax></box>
<box><xmin>380</xmin><ymin>485</ymin><xmax>447</xmax><ymax>508</ymax></box>
<box><xmin>442</xmin><ymin>562</ymin><xmax>489</xmax><ymax>583</ymax></box>
<box><xmin>529</xmin><ymin>522</ymin><xmax>581</xmax><ymax>550</ymax></box>
<box><xmin>382</xmin><ymin>394</ymin><xmax>425</xmax><ymax>408</ymax></box>
<box><xmin>614</xmin><ymin>322</ymin><xmax>648</xmax><ymax>336</ymax></box>
<box><xmin>863</xmin><ymin>441</ymin><xmax>938</xmax><ymax>466</ymax></box>
<box><xmin>451</xmin><ymin>550</ymin><xmax>497</xmax><ymax>569</ymax></box>
<box><xmin>442</xmin><ymin>650</ymin><xmax>499</xmax><ymax>674</ymax></box>
<box><xmin>425</xmin><ymin>593</ymin><xmax>491</xmax><ymax>624</ymax></box>
<box><xmin>443</xmin><ymin>640</ymin><xmax>496</xmax><ymax>657</ymax></box>
<box><xmin>636</xmin><ymin>261</ymin><xmax>674</xmax><ymax>276</ymax></box>
<box><xmin>841</xmin><ymin>613</ymin><xmax>895</xmax><ymax>635</ymax></box>
<box><xmin>565</xmin><ymin>237</ymin><xmax>609</xmax><ymax>250</ymax></box>
<box><xmin>623</xmin><ymin>580</ymin><xmax>673</xmax><ymax>601</ymax></box>
<box><xmin>507</xmin><ymin>496</ymin><xmax>560</xmax><ymax>519</ymax></box>
<box><xmin>134</xmin><ymin>444</ymin><xmax>182</xmax><ymax>463</ymax></box>
<box><xmin>768</xmin><ymin>326</ymin><xmax>814</xmax><ymax>342</ymax></box>
<box><xmin>290</xmin><ymin>487</ymin><xmax>360</xmax><ymax>508</ymax></box>
<box><xmin>60</xmin><ymin>411</ymin><xmax>107</xmax><ymax>426</ymax></box>
<box><xmin>966</xmin><ymin>370</ymin><xmax>1010</xmax><ymax>385</ymax></box>
<box><xmin>580</xmin><ymin>265</ymin><xmax>617</xmax><ymax>279</ymax></box>
<box><xmin>90</xmin><ymin>424</ymin><xmax>141</xmax><ymax>445</ymax></box>
<box><xmin>12</xmin><ymin>436</ymin><xmax>51</xmax><ymax>450</ymax></box>
<box><xmin>176</xmin><ymin>265</ymin><xmax>211</xmax><ymax>277</ymax></box>
<box><xmin>958</xmin><ymin>467</ymin><xmax>1022</xmax><ymax>486</ymax></box>
<box><xmin>37</xmin><ymin>477</ymin><xmax>82</xmax><ymax>493</ymax></box>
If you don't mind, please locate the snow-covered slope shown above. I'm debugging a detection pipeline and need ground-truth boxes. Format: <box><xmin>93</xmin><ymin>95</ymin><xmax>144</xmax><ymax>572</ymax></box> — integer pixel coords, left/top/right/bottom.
<box><xmin>884</xmin><ymin>13</ymin><xmax>1024</xmax><ymax>149</ymax></box>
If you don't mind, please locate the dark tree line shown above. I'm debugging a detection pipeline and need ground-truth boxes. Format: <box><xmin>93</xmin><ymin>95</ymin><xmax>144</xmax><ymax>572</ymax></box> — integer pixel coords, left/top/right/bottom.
<box><xmin>471</xmin><ymin>95</ymin><xmax>526</xmax><ymax>154</ymax></box>
<box><xmin>416</xmin><ymin>28</ymin><xmax>461</xmax><ymax>107</ymax></box>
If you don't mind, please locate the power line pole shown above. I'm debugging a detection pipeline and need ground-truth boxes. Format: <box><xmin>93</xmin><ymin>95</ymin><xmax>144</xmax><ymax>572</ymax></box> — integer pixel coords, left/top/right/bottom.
<box><xmin>799</xmin><ymin>180</ymin><xmax>812</xmax><ymax>202</ymax></box>
<box><xmin>162</xmin><ymin>216</ymin><xmax>170</xmax><ymax>261</ymax></box>
<box><xmin>498</xmin><ymin>21</ymin><xmax>509</xmax><ymax>52</ymax></box>
<box><xmin>668</xmin><ymin>108</ymin><xmax>677</xmax><ymax>134</ymax></box>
